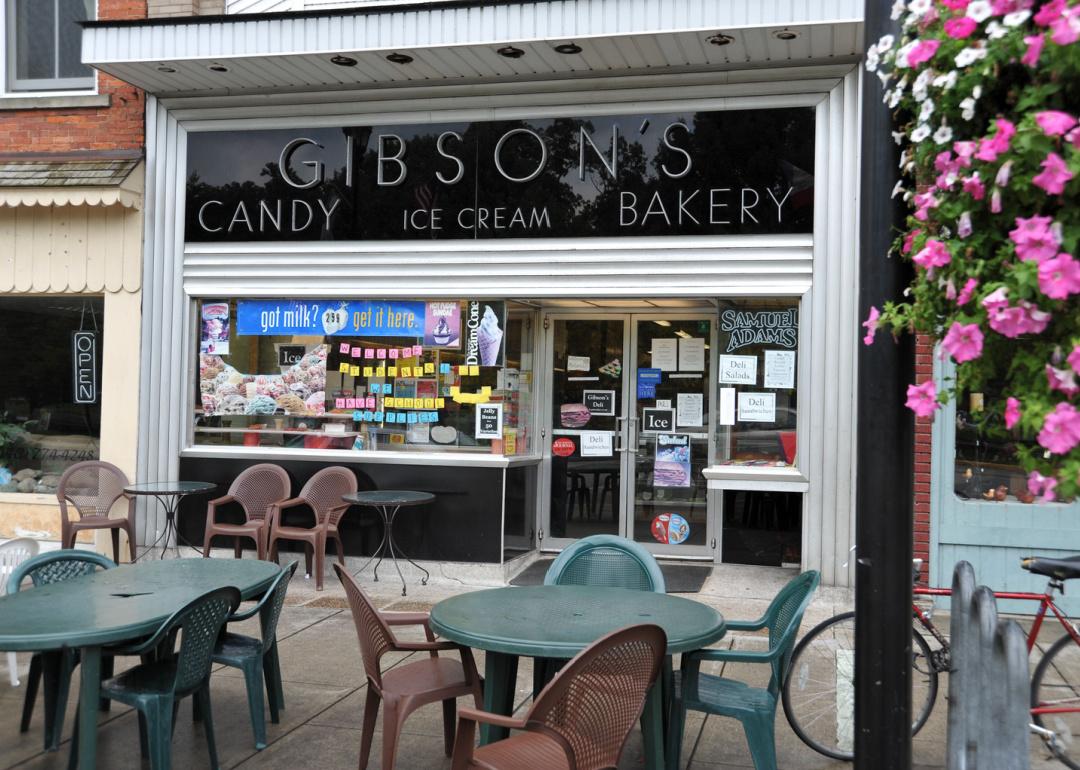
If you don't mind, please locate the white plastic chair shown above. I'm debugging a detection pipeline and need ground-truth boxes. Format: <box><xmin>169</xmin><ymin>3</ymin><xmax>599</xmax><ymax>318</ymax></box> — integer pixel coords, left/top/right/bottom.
<box><xmin>0</xmin><ymin>538</ymin><xmax>39</xmax><ymax>686</ymax></box>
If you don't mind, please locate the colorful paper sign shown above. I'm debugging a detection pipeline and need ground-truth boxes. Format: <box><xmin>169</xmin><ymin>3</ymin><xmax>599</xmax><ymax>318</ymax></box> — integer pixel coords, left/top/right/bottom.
<box><xmin>653</xmin><ymin>433</ymin><xmax>691</xmax><ymax>488</ymax></box>
<box><xmin>424</xmin><ymin>301</ymin><xmax>462</xmax><ymax>348</ymax></box>
<box><xmin>237</xmin><ymin>300</ymin><xmax>425</xmax><ymax>336</ymax></box>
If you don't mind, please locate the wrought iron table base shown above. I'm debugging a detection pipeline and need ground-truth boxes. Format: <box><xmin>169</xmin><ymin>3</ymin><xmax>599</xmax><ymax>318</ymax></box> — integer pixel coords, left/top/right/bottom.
<box><xmin>134</xmin><ymin>494</ymin><xmax>200</xmax><ymax>561</ymax></box>
<box><xmin>356</xmin><ymin>504</ymin><xmax>430</xmax><ymax>596</ymax></box>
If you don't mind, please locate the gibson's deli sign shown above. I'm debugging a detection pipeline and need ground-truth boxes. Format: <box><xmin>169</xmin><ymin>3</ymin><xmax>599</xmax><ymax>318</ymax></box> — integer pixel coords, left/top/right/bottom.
<box><xmin>185</xmin><ymin>107</ymin><xmax>814</xmax><ymax>242</ymax></box>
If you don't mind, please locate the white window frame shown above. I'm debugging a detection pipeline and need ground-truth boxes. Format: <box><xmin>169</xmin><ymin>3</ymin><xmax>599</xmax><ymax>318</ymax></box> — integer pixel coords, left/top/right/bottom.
<box><xmin>1</xmin><ymin>0</ymin><xmax>97</xmax><ymax>96</ymax></box>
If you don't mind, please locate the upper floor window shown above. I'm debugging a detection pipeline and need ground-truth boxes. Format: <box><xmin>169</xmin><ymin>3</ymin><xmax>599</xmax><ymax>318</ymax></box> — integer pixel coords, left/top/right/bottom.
<box><xmin>6</xmin><ymin>0</ymin><xmax>95</xmax><ymax>92</ymax></box>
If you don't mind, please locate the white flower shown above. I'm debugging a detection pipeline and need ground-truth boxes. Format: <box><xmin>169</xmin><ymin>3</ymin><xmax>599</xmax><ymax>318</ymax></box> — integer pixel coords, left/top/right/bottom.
<box><xmin>1003</xmin><ymin>10</ymin><xmax>1031</xmax><ymax>27</ymax></box>
<box><xmin>888</xmin><ymin>87</ymin><xmax>903</xmax><ymax>108</ymax></box>
<box><xmin>904</xmin><ymin>190</ymin><xmax>913</xmax><ymax>202</ymax></box>
<box><xmin>891</xmin><ymin>0</ymin><xmax>906</xmax><ymax>20</ymax></box>
<box><xmin>877</xmin><ymin>69</ymin><xmax>893</xmax><ymax>88</ymax></box>
<box><xmin>919</xmin><ymin>99</ymin><xmax>935</xmax><ymax>122</ymax></box>
<box><xmin>966</xmin><ymin>0</ymin><xmax>993</xmax><ymax>22</ymax></box>
<box><xmin>892</xmin><ymin>130</ymin><xmax>906</xmax><ymax>145</ymax></box>
<box><xmin>866</xmin><ymin>46</ymin><xmax>881</xmax><ymax>72</ymax></box>
<box><xmin>958</xmin><ymin>211</ymin><xmax>973</xmax><ymax>239</ymax></box>
<box><xmin>895</xmin><ymin>40</ymin><xmax>916</xmax><ymax>68</ymax></box>
<box><xmin>911</xmin><ymin>124</ymin><xmax>932</xmax><ymax>143</ymax></box>
<box><xmin>892</xmin><ymin>179</ymin><xmax>906</xmax><ymax>199</ymax></box>
<box><xmin>955</xmin><ymin>47</ymin><xmax>989</xmax><ymax>68</ymax></box>
<box><xmin>876</xmin><ymin>34</ymin><xmax>896</xmax><ymax>53</ymax></box>
<box><xmin>960</xmin><ymin>97</ymin><xmax>978</xmax><ymax>120</ymax></box>
<box><xmin>986</xmin><ymin>21</ymin><xmax>1008</xmax><ymax>39</ymax></box>
<box><xmin>909</xmin><ymin>0</ymin><xmax>932</xmax><ymax>14</ymax></box>
<box><xmin>933</xmin><ymin>70</ymin><xmax>958</xmax><ymax>90</ymax></box>
<box><xmin>899</xmin><ymin>149</ymin><xmax>909</xmax><ymax>168</ymax></box>
<box><xmin>934</xmin><ymin>124</ymin><xmax>954</xmax><ymax>144</ymax></box>
<box><xmin>940</xmin><ymin>225</ymin><xmax>953</xmax><ymax>239</ymax></box>
<box><xmin>913</xmin><ymin>69</ymin><xmax>933</xmax><ymax>101</ymax></box>
<box><xmin>995</xmin><ymin>160</ymin><xmax>1012</xmax><ymax>186</ymax></box>
<box><xmin>972</xmin><ymin>84</ymin><xmax>982</xmax><ymax>99</ymax></box>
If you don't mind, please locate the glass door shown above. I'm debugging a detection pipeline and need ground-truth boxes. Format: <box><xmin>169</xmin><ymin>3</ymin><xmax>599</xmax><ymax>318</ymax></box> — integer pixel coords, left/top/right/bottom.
<box><xmin>626</xmin><ymin>316</ymin><xmax>714</xmax><ymax>557</ymax></box>
<box><xmin>541</xmin><ymin>313</ymin><xmax>716</xmax><ymax>558</ymax></box>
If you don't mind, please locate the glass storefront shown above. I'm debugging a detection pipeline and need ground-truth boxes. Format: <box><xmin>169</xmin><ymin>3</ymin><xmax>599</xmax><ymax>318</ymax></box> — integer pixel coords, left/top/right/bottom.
<box><xmin>0</xmin><ymin>296</ymin><xmax>103</xmax><ymax>494</ymax></box>
<box><xmin>195</xmin><ymin>299</ymin><xmax>535</xmax><ymax>454</ymax></box>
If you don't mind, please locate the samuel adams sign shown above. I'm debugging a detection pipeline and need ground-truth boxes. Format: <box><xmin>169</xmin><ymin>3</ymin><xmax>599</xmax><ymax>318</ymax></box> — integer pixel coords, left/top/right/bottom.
<box><xmin>185</xmin><ymin>107</ymin><xmax>814</xmax><ymax>242</ymax></box>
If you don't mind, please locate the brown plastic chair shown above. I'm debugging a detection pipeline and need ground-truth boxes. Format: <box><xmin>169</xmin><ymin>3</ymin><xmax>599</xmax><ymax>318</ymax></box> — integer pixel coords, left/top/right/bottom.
<box><xmin>334</xmin><ymin>564</ymin><xmax>483</xmax><ymax>770</ymax></box>
<box><xmin>202</xmin><ymin>463</ymin><xmax>291</xmax><ymax>560</ymax></box>
<box><xmin>57</xmin><ymin>460</ymin><xmax>136</xmax><ymax>563</ymax></box>
<box><xmin>451</xmin><ymin>623</ymin><xmax>666</xmax><ymax>770</ymax></box>
<box><xmin>266</xmin><ymin>466</ymin><xmax>356</xmax><ymax>590</ymax></box>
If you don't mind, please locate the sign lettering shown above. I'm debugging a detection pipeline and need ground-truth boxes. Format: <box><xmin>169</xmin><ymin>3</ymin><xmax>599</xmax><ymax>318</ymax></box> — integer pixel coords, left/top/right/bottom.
<box><xmin>72</xmin><ymin>331</ymin><xmax>98</xmax><ymax>405</ymax></box>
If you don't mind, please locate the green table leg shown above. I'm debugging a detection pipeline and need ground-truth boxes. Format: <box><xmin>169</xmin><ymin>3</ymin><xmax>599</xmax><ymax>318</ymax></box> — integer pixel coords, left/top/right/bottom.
<box><xmin>480</xmin><ymin>651</ymin><xmax>518</xmax><ymax>745</ymax></box>
<box><xmin>641</xmin><ymin>679</ymin><xmax>665</xmax><ymax>770</ymax></box>
<box><xmin>76</xmin><ymin>646</ymin><xmax>101</xmax><ymax>769</ymax></box>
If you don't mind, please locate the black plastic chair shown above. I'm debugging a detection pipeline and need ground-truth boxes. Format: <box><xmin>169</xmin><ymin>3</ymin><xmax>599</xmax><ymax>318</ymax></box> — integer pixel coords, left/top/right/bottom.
<box><xmin>68</xmin><ymin>586</ymin><xmax>242</xmax><ymax>770</ymax></box>
<box><xmin>9</xmin><ymin>549</ymin><xmax>116</xmax><ymax>751</ymax></box>
<box><xmin>211</xmin><ymin>562</ymin><xmax>296</xmax><ymax>749</ymax></box>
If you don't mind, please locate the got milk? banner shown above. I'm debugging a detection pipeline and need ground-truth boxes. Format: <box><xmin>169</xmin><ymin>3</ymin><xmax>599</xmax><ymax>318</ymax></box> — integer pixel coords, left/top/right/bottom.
<box><xmin>237</xmin><ymin>300</ymin><xmax>425</xmax><ymax>336</ymax></box>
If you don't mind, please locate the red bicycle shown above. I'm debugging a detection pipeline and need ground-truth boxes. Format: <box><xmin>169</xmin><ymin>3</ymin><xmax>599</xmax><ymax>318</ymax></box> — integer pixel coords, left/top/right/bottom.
<box><xmin>782</xmin><ymin>555</ymin><xmax>1080</xmax><ymax>766</ymax></box>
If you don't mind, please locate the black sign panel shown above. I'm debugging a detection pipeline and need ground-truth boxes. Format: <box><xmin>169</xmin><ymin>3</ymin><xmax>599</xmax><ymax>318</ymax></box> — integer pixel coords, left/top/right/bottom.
<box><xmin>185</xmin><ymin>107</ymin><xmax>815</xmax><ymax>242</ymax></box>
<box><xmin>642</xmin><ymin>407</ymin><xmax>675</xmax><ymax>433</ymax></box>
<box><xmin>582</xmin><ymin>390</ymin><xmax>615</xmax><ymax>417</ymax></box>
<box><xmin>277</xmin><ymin>345</ymin><xmax>306</xmax><ymax>367</ymax></box>
<box><xmin>72</xmin><ymin>331</ymin><xmax>98</xmax><ymax>404</ymax></box>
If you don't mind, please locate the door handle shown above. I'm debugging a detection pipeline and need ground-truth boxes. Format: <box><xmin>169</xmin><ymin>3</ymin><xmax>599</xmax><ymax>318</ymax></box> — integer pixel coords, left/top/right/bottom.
<box><xmin>627</xmin><ymin>416</ymin><xmax>639</xmax><ymax>455</ymax></box>
<box><xmin>615</xmin><ymin>416</ymin><xmax>626</xmax><ymax>453</ymax></box>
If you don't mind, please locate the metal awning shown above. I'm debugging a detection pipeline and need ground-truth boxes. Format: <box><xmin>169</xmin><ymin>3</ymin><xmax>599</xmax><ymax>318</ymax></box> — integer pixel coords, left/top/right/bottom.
<box><xmin>82</xmin><ymin>0</ymin><xmax>863</xmax><ymax>97</ymax></box>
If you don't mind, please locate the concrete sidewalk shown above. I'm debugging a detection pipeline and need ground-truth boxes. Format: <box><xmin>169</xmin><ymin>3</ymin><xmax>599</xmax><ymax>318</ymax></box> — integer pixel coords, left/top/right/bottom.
<box><xmin>0</xmin><ymin>555</ymin><xmax>1064</xmax><ymax>769</ymax></box>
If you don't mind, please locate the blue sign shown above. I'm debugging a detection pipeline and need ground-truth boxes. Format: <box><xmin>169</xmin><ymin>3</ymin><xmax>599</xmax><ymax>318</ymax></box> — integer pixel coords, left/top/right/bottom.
<box><xmin>237</xmin><ymin>300</ymin><xmax>425</xmax><ymax>337</ymax></box>
<box><xmin>637</xmin><ymin>368</ymin><xmax>661</xmax><ymax>399</ymax></box>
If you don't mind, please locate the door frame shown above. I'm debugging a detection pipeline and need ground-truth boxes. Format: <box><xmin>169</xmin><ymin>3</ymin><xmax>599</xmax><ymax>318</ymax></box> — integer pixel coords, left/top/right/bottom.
<box><xmin>537</xmin><ymin>308</ymin><xmax>718</xmax><ymax>561</ymax></box>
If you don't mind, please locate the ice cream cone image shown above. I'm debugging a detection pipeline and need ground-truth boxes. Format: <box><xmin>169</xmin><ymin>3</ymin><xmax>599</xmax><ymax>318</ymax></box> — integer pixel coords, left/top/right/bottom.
<box><xmin>478</xmin><ymin>305</ymin><xmax>503</xmax><ymax>366</ymax></box>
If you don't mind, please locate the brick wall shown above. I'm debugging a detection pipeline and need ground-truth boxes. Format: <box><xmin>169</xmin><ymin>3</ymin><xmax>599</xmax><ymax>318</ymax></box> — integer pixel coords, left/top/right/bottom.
<box><xmin>914</xmin><ymin>333</ymin><xmax>934</xmax><ymax>582</ymax></box>
<box><xmin>0</xmin><ymin>0</ymin><xmax>146</xmax><ymax>154</ymax></box>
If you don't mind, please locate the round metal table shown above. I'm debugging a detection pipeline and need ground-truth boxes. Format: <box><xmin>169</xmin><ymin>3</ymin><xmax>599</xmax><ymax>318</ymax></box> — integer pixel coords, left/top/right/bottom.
<box><xmin>429</xmin><ymin>584</ymin><xmax>726</xmax><ymax>768</ymax></box>
<box><xmin>0</xmin><ymin>559</ymin><xmax>280</xmax><ymax>769</ymax></box>
<box><xmin>124</xmin><ymin>480</ymin><xmax>216</xmax><ymax>561</ymax></box>
<box><xmin>345</xmin><ymin>490</ymin><xmax>434</xmax><ymax>596</ymax></box>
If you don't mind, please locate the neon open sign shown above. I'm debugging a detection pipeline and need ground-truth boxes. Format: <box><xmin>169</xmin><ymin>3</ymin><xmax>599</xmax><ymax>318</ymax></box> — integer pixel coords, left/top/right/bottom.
<box><xmin>72</xmin><ymin>331</ymin><xmax>98</xmax><ymax>404</ymax></box>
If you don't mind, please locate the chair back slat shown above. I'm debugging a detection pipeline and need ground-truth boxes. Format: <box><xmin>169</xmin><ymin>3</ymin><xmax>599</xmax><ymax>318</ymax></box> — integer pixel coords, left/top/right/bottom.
<box><xmin>544</xmin><ymin>535</ymin><xmax>666</xmax><ymax>593</ymax></box>
<box><xmin>0</xmin><ymin>538</ymin><xmax>39</xmax><ymax>596</ymax></box>
<box><xmin>299</xmin><ymin>467</ymin><xmax>357</xmax><ymax>525</ymax></box>
<box><xmin>230</xmin><ymin>464</ymin><xmax>291</xmax><ymax>524</ymax></box>
<box><xmin>57</xmin><ymin>461</ymin><xmax>129</xmax><ymax>521</ymax></box>
<box><xmin>257</xmin><ymin>562</ymin><xmax>296</xmax><ymax>652</ymax></box>
<box><xmin>7</xmin><ymin>549</ymin><xmax>114</xmax><ymax>595</ymax></box>
<box><xmin>173</xmin><ymin>587</ymin><xmax>241</xmax><ymax>694</ymax></box>
<box><xmin>526</xmin><ymin>624</ymin><xmax>666</xmax><ymax>770</ymax></box>
<box><xmin>334</xmin><ymin>564</ymin><xmax>395</xmax><ymax>689</ymax></box>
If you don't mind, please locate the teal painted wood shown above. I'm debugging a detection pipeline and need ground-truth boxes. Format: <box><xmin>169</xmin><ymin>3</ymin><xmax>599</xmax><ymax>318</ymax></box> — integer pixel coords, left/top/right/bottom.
<box><xmin>0</xmin><ymin>559</ymin><xmax>281</xmax><ymax>652</ymax></box>
<box><xmin>543</xmin><ymin>534</ymin><xmax>666</xmax><ymax>593</ymax></box>
<box><xmin>428</xmin><ymin>585</ymin><xmax>725</xmax><ymax>658</ymax></box>
<box><xmin>930</xmin><ymin>358</ymin><xmax>1080</xmax><ymax>616</ymax></box>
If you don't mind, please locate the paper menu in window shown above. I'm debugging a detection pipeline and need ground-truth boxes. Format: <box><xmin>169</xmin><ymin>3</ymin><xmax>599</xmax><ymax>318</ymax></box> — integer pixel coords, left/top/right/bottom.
<box><xmin>676</xmin><ymin>392</ymin><xmax>703</xmax><ymax>427</ymax></box>
<box><xmin>719</xmin><ymin>388</ymin><xmax>736</xmax><ymax>425</ymax></box>
<box><xmin>737</xmin><ymin>392</ymin><xmax>776</xmax><ymax>422</ymax></box>
<box><xmin>567</xmin><ymin>355</ymin><xmax>590</xmax><ymax>372</ymax></box>
<box><xmin>718</xmin><ymin>355</ymin><xmax>757</xmax><ymax>384</ymax></box>
<box><xmin>651</xmin><ymin>339</ymin><xmax>678</xmax><ymax>371</ymax></box>
<box><xmin>678</xmin><ymin>337</ymin><xmax>705</xmax><ymax>371</ymax></box>
<box><xmin>580</xmin><ymin>432</ymin><xmax>613</xmax><ymax>457</ymax></box>
<box><xmin>763</xmin><ymin>350</ymin><xmax>796</xmax><ymax>389</ymax></box>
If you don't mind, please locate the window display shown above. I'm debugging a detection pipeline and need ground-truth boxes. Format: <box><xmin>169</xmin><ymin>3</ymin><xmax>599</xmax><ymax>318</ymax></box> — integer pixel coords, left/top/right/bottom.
<box><xmin>194</xmin><ymin>299</ymin><xmax>535</xmax><ymax>455</ymax></box>
<box><xmin>0</xmin><ymin>296</ymin><xmax>102</xmax><ymax>494</ymax></box>
<box><xmin>713</xmin><ymin>298</ymin><xmax>799</xmax><ymax>468</ymax></box>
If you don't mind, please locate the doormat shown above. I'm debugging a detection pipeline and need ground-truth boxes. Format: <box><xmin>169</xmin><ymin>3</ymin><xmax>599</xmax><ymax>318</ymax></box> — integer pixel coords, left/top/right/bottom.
<box><xmin>509</xmin><ymin>558</ymin><xmax>712</xmax><ymax>594</ymax></box>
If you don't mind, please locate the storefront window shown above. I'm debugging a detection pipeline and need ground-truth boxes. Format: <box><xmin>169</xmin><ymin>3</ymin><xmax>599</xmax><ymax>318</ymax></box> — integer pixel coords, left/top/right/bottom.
<box><xmin>713</xmin><ymin>298</ymin><xmax>799</xmax><ymax>468</ymax></box>
<box><xmin>194</xmin><ymin>299</ymin><xmax>535</xmax><ymax>455</ymax></box>
<box><xmin>0</xmin><ymin>297</ymin><xmax>102</xmax><ymax>493</ymax></box>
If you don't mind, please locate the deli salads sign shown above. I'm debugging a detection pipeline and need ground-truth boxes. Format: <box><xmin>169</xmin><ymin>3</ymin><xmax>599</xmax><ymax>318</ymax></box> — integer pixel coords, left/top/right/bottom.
<box><xmin>185</xmin><ymin>108</ymin><xmax>814</xmax><ymax>242</ymax></box>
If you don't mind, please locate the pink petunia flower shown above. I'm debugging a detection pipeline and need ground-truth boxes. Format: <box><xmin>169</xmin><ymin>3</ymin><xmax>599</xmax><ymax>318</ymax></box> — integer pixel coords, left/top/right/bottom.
<box><xmin>1038</xmin><ymin>253</ymin><xmax>1080</xmax><ymax>299</ymax></box>
<box><xmin>985</xmin><ymin>296</ymin><xmax>1050</xmax><ymax>338</ymax></box>
<box><xmin>1050</xmin><ymin>8</ymin><xmax>1080</xmax><ymax>45</ymax></box>
<box><xmin>862</xmin><ymin>306</ymin><xmax>880</xmax><ymax>346</ymax></box>
<box><xmin>995</xmin><ymin>160</ymin><xmax>1013</xmax><ymax>187</ymax></box>
<box><xmin>943</xmin><ymin>0</ymin><xmax>970</xmax><ymax>10</ymax></box>
<box><xmin>945</xmin><ymin>279</ymin><xmax>958</xmax><ymax>301</ymax></box>
<box><xmin>1037</xmin><ymin>402</ymin><xmax>1080</xmax><ymax>455</ymax></box>
<box><xmin>953</xmin><ymin>141</ymin><xmax>977</xmax><ymax>164</ymax></box>
<box><xmin>1005</xmin><ymin>397</ymin><xmax>1021</xmax><ymax>429</ymax></box>
<box><xmin>975</xmin><ymin>119</ymin><xmax>1016</xmax><ymax>162</ymax></box>
<box><xmin>990</xmin><ymin>189</ymin><xmax>1003</xmax><ymax>213</ymax></box>
<box><xmin>1035</xmin><ymin>0</ymin><xmax>1067</xmax><ymax>26</ymax></box>
<box><xmin>958</xmin><ymin>211</ymin><xmax>973</xmax><ymax>238</ymax></box>
<box><xmin>1028</xmin><ymin>471</ymin><xmax>1058</xmax><ymax>503</ymax></box>
<box><xmin>1019</xmin><ymin>301</ymin><xmax>1051</xmax><ymax>334</ymax></box>
<box><xmin>962</xmin><ymin>174</ymin><xmax>986</xmax><ymax>200</ymax></box>
<box><xmin>1022</xmin><ymin>33</ymin><xmax>1046</xmax><ymax>66</ymax></box>
<box><xmin>942</xmin><ymin>322</ymin><xmax>985</xmax><ymax>362</ymax></box>
<box><xmin>1036</xmin><ymin>111</ymin><xmax>1078</xmax><ymax>137</ymax></box>
<box><xmin>1047</xmin><ymin>364</ymin><xmax>1080</xmax><ymax>396</ymax></box>
<box><xmin>982</xmin><ymin>286</ymin><xmax>1010</xmax><ymax>310</ymax></box>
<box><xmin>1069</xmin><ymin>344</ymin><xmax>1080</xmax><ymax>377</ymax></box>
<box><xmin>1033</xmin><ymin>152</ymin><xmax>1074</xmax><ymax>195</ymax></box>
<box><xmin>905</xmin><ymin>381</ymin><xmax>940</xmax><ymax>418</ymax></box>
<box><xmin>907</xmin><ymin>39</ymin><xmax>942</xmax><ymax>67</ymax></box>
<box><xmin>1010</xmin><ymin>214</ymin><xmax>1061</xmax><ymax>262</ymax></box>
<box><xmin>913</xmin><ymin>239</ymin><xmax>952</xmax><ymax>270</ymax></box>
<box><xmin>902</xmin><ymin>229</ymin><xmax>922</xmax><ymax>255</ymax></box>
<box><xmin>945</xmin><ymin>17</ymin><xmax>979</xmax><ymax>37</ymax></box>
<box><xmin>957</xmin><ymin>278</ymin><xmax>979</xmax><ymax>305</ymax></box>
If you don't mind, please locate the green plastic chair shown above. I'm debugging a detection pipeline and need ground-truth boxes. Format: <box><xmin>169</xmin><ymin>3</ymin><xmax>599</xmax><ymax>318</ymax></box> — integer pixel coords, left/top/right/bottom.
<box><xmin>667</xmin><ymin>570</ymin><xmax>821</xmax><ymax>770</ymax></box>
<box><xmin>210</xmin><ymin>561</ymin><xmax>296</xmax><ymax>749</ymax></box>
<box><xmin>536</xmin><ymin>535</ymin><xmax>666</xmax><ymax>696</ymax></box>
<box><xmin>543</xmin><ymin>534</ymin><xmax>666</xmax><ymax>592</ymax></box>
<box><xmin>67</xmin><ymin>585</ymin><xmax>241</xmax><ymax>770</ymax></box>
<box><xmin>10</xmin><ymin>549</ymin><xmax>116</xmax><ymax>751</ymax></box>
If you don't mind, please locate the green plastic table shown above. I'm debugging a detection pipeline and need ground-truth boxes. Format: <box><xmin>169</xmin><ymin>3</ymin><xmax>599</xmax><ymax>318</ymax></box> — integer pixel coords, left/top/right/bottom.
<box><xmin>0</xmin><ymin>558</ymin><xmax>281</xmax><ymax>769</ymax></box>
<box><xmin>428</xmin><ymin>584</ymin><xmax>726</xmax><ymax>769</ymax></box>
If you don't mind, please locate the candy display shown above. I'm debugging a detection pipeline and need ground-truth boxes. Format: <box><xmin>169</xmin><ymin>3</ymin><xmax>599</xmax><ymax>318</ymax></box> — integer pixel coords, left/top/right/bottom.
<box><xmin>199</xmin><ymin>345</ymin><xmax>327</xmax><ymax>416</ymax></box>
<box><xmin>245</xmin><ymin>394</ymin><xmax>278</xmax><ymax>415</ymax></box>
<box><xmin>651</xmin><ymin>513</ymin><xmax>690</xmax><ymax>545</ymax></box>
<box><xmin>598</xmin><ymin>358</ymin><xmax>622</xmax><ymax>378</ymax></box>
<box><xmin>560</xmin><ymin>403</ymin><xmax>591</xmax><ymax>428</ymax></box>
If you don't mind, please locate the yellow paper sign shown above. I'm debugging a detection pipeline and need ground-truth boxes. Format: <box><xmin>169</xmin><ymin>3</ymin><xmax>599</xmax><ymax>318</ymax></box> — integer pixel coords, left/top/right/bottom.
<box><xmin>400</xmin><ymin>367</ymin><xmax>411</xmax><ymax>377</ymax></box>
<box><xmin>450</xmin><ymin>386</ymin><xmax>461</xmax><ymax>396</ymax></box>
<box><xmin>424</xmin><ymin>363</ymin><xmax>435</xmax><ymax>374</ymax></box>
<box><xmin>350</xmin><ymin>366</ymin><xmax>360</xmax><ymax>377</ymax></box>
<box><xmin>406</xmin><ymin>398</ymin><xmax>416</xmax><ymax>408</ymax></box>
<box><xmin>424</xmin><ymin>398</ymin><xmax>435</xmax><ymax>409</ymax></box>
<box><xmin>436</xmin><ymin>398</ymin><xmax>446</xmax><ymax>408</ymax></box>
<box><xmin>338</xmin><ymin>363</ymin><xmax>350</xmax><ymax>373</ymax></box>
<box><xmin>388</xmin><ymin>367</ymin><xmax>398</xmax><ymax>377</ymax></box>
<box><xmin>481</xmin><ymin>386</ymin><xmax>492</xmax><ymax>395</ymax></box>
<box><xmin>458</xmin><ymin>365</ymin><xmax>468</xmax><ymax>375</ymax></box>
<box><xmin>376</xmin><ymin>367</ymin><xmax>386</xmax><ymax>377</ymax></box>
<box><xmin>363</xmin><ymin>367</ymin><xmax>373</xmax><ymax>377</ymax></box>
<box><xmin>469</xmin><ymin>365</ymin><xmax>480</xmax><ymax>376</ymax></box>
<box><xmin>385</xmin><ymin>398</ymin><xmax>396</xmax><ymax>408</ymax></box>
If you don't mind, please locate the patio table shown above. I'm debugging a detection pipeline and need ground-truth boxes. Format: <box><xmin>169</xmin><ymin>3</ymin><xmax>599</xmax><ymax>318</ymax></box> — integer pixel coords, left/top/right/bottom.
<box><xmin>428</xmin><ymin>584</ymin><xmax>725</xmax><ymax>769</ymax></box>
<box><xmin>0</xmin><ymin>558</ymin><xmax>280</xmax><ymax>769</ymax></box>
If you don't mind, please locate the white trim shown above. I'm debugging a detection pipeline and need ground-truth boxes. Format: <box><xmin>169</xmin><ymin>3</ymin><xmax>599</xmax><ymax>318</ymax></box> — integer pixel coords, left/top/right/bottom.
<box><xmin>181</xmin><ymin>444</ymin><xmax>543</xmax><ymax>468</ymax></box>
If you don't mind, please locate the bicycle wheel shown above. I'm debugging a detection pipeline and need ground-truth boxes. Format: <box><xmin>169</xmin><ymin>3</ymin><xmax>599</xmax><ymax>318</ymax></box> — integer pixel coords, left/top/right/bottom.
<box><xmin>1032</xmin><ymin>633</ymin><xmax>1080</xmax><ymax>770</ymax></box>
<box><xmin>782</xmin><ymin>611</ymin><xmax>939</xmax><ymax>760</ymax></box>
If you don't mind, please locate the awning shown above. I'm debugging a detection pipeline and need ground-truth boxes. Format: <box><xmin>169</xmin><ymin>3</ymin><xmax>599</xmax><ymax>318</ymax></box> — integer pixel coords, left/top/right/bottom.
<box><xmin>0</xmin><ymin>157</ymin><xmax>144</xmax><ymax>209</ymax></box>
<box><xmin>82</xmin><ymin>0</ymin><xmax>863</xmax><ymax>97</ymax></box>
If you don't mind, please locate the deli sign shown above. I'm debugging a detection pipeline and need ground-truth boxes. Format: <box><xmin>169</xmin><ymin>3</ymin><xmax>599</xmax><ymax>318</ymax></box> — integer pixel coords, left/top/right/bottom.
<box><xmin>72</xmin><ymin>331</ymin><xmax>98</xmax><ymax>405</ymax></box>
<box><xmin>185</xmin><ymin>107</ymin><xmax>815</xmax><ymax>242</ymax></box>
